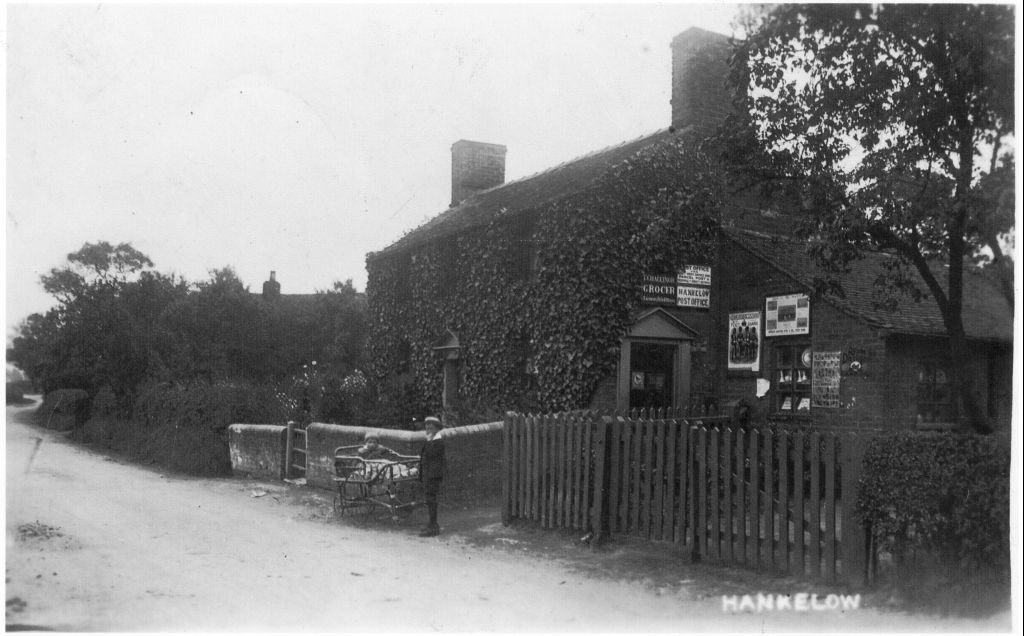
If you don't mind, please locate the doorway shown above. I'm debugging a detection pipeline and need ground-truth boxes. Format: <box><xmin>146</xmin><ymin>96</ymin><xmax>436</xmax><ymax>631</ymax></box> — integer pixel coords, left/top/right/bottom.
<box><xmin>629</xmin><ymin>342</ymin><xmax>676</xmax><ymax>410</ymax></box>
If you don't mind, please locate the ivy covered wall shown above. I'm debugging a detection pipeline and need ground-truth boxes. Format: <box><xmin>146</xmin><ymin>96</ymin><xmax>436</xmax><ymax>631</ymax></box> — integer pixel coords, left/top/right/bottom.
<box><xmin>365</xmin><ymin>132</ymin><xmax>723</xmax><ymax>425</ymax></box>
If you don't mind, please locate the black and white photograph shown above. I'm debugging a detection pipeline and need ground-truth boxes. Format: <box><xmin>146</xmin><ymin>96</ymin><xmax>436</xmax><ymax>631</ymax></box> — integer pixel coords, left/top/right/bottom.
<box><xmin>5</xmin><ymin>2</ymin><xmax>1018</xmax><ymax>632</ymax></box>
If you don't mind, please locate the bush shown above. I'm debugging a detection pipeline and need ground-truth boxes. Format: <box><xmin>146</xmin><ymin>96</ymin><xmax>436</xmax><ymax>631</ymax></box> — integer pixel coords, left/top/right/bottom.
<box><xmin>6</xmin><ymin>382</ymin><xmax>26</xmax><ymax>404</ymax></box>
<box><xmin>36</xmin><ymin>389</ymin><xmax>91</xmax><ymax>430</ymax></box>
<box><xmin>131</xmin><ymin>381</ymin><xmax>291</xmax><ymax>475</ymax></box>
<box><xmin>857</xmin><ymin>432</ymin><xmax>1010</xmax><ymax>613</ymax></box>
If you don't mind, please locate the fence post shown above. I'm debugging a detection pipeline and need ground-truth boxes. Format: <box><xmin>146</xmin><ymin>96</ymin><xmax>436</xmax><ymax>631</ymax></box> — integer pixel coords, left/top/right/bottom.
<box><xmin>284</xmin><ymin>420</ymin><xmax>296</xmax><ymax>479</ymax></box>
<box><xmin>501</xmin><ymin>414</ymin><xmax>512</xmax><ymax>525</ymax></box>
<box><xmin>841</xmin><ymin>434</ymin><xmax>869</xmax><ymax>587</ymax></box>
<box><xmin>591</xmin><ymin>415</ymin><xmax>608</xmax><ymax>550</ymax></box>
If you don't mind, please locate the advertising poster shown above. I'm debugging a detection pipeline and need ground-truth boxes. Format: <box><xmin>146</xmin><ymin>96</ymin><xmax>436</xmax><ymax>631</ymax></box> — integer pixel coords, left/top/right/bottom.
<box><xmin>727</xmin><ymin>311</ymin><xmax>761</xmax><ymax>372</ymax></box>
<box><xmin>765</xmin><ymin>293</ymin><xmax>810</xmax><ymax>336</ymax></box>
<box><xmin>811</xmin><ymin>351</ymin><xmax>841</xmax><ymax>408</ymax></box>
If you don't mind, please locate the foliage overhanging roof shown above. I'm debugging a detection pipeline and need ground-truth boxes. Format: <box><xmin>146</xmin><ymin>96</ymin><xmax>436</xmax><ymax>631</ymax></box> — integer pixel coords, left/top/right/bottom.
<box><xmin>725</xmin><ymin>228</ymin><xmax>1013</xmax><ymax>343</ymax></box>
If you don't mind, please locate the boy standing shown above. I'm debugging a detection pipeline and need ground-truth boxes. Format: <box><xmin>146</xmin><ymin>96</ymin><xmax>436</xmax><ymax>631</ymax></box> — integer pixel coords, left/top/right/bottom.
<box><xmin>418</xmin><ymin>416</ymin><xmax>445</xmax><ymax>537</ymax></box>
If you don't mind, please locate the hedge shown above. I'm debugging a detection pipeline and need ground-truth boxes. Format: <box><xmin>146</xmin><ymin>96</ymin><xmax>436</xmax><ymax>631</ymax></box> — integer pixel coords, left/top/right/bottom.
<box><xmin>78</xmin><ymin>381</ymin><xmax>290</xmax><ymax>476</ymax></box>
<box><xmin>857</xmin><ymin>432</ymin><xmax>1010</xmax><ymax>609</ymax></box>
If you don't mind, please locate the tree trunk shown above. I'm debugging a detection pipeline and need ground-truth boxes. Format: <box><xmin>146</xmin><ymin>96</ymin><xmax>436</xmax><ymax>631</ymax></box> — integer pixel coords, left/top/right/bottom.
<box><xmin>947</xmin><ymin>326</ymin><xmax>990</xmax><ymax>433</ymax></box>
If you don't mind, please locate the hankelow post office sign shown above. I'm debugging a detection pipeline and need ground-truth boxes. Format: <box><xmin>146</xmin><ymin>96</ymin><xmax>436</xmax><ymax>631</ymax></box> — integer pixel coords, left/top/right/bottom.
<box><xmin>642</xmin><ymin>265</ymin><xmax>711</xmax><ymax>309</ymax></box>
<box><xmin>677</xmin><ymin>285</ymin><xmax>710</xmax><ymax>308</ymax></box>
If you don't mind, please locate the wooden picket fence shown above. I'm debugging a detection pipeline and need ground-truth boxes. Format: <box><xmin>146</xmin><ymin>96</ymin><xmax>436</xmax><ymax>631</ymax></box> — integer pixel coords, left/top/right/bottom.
<box><xmin>502</xmin><ymin>410</ymin><xmax>869</xmax><ymax>586</ymax></box>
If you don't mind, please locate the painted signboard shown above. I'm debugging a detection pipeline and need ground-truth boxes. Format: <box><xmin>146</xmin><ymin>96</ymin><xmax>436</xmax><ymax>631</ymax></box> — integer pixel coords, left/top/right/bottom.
<box><xmin>765</xmin><ymin>293</ymin><xmax>810</xmax><ymax>336</ymax></box>
<box><xmin>676</xmin><ymin>265</ymin><xmax>712</xmax><ymax>286</ymax></box>
<box><xmin>642</xmin><ymin>267</ymin><xmax>712</xmax><ymax>309</ymax></box>
<box><xmin>727</xmin><ymin>311</ymin><xmax>761</xmax><ymax>372</ymax></box>
<box><xmin>811</xmin><ymin>351</ymin><xmax>841</xmax><ymax>408</ymax></box>
<box><xmin>676</xmin><ymin>285</ymin><xmax>710</xmax><ymax>308</ymax></box>
<box><xmin>641</xmin><ymin>275</ymin><xmax>677</xmax><ymax>306</ymax></box>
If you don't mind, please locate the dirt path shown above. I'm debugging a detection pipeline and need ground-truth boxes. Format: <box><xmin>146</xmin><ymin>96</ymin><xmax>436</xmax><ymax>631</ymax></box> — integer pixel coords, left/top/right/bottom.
<box><xmin>5</xmin><ymin>400</ymin><xmax>1010</xmax><ymax>632</ymax></box>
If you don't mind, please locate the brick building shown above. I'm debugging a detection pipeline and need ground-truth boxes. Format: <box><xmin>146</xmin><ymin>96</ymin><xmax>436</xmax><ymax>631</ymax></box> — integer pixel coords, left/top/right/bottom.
<box><xmin>364</xmin><ymin>28</ymin><xmax>1013</xmax><ymax>430</ymax></box>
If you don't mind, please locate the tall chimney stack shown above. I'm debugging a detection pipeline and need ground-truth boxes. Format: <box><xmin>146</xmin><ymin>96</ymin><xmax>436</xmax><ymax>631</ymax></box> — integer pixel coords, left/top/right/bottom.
<box><xmin>262</xmin><ymin>270</ymin><xmax>281</xmax><ymax>300</ymax></box>
<box><xmin>670</xmin><ymin>28</ymin><xmax>734</xmax><ymax>139</ymax></box>
<box><xmin>451</xmin><ymin>140</ymin><xmax>507</xmax><ymax>207</ymax></box>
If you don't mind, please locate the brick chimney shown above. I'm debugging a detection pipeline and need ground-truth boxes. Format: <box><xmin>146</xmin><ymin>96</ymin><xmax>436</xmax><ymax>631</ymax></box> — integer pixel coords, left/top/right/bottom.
<box><xmin>262</xmin><ymin>270</ymin><xmax>281</xmax><ymax>300</ymax></box>
<box><xmin>451</xmin><ymin>140</ymin><xmax>506</xmax><ymax>207</ymax></box>
<box><xmin>670</xmin><ymin>27</ymin><xmax>734</xmax><ymax>139</ymax></box>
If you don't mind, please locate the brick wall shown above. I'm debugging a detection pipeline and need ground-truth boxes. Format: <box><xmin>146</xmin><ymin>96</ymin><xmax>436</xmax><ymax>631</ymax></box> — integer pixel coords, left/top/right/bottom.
<box><xmin>715</xmin><ymin>241</ymin><xmax>893</xmax><ymax>429</ymax></box>
<box><xmin>670</xmin><ymin>28</ymin><xmax>734</xmax><ymax>138</ymax></box>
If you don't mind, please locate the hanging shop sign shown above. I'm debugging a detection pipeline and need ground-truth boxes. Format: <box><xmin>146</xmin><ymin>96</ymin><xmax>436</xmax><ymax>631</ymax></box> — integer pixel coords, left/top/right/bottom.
<box><xmin>641</xmin><ymin>275</ymin><xmax>678</xmax><ymax>306</ymax></box>
<box><xmin>765</xmin><ymin>293</ymin><xmax>810</xmax><ymax>336</ymax></box>
<box><xmin>676</xmin><ymin>285</ymin><xmax>710</xmax><ymax>308</ymax></box>
<box><xmin>676</xmin><ymin>265</ymin><xmax>712</xmax><ymax>286</ymax></box>
<box><xmin>642</xmin><ymin>265</ymin><xmax>711</xmax><ymax>309</ymax></box>
<box><xmin>727</xmin><ymin>311</ymin><xmax>761</xmax><ymax>372</ymax></box>
<box><xmin>811</xmin><ymin>351</ymin><xmax>841</xmax><ymax>408</ymax></box>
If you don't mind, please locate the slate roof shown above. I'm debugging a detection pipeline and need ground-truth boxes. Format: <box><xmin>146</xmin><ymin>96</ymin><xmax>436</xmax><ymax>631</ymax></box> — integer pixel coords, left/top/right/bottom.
<box><xmin>725</xmin><ymin>228</ymin><xmax>1013</xmax><ymax>343</ymax></box>
<box><xmin>370</xmin><ymin>128</ymin><xmax>680</xmax><ymax>258</ymax></box>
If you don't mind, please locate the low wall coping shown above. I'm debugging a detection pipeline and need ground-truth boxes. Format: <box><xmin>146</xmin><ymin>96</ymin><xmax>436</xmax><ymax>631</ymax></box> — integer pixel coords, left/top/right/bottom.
<box><xmin>307</xmin><ymin>420</ymin><xmax>503</xmax><ymax>443</ymax></box>
<box><xmin>229</xmin><ymin>423</ymin><xmax>288</xmax><ymax>433</ymax></box>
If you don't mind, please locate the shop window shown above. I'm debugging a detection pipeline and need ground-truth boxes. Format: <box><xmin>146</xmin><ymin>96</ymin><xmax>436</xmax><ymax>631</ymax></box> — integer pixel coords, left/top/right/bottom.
<box><xmin>773</xmin><ymin>343</ymin><xmax>812</xmax><ymax>415</ymax></box>
<box><xmin>916</xmin><ymin>362</ymin><xmax>952</xmax><ymax>424</ymax></box>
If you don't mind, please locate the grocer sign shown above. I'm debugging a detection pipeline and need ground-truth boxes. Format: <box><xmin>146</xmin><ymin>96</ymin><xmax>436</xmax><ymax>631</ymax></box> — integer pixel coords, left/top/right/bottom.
<box><xmin>641</xmin><ymin>265</ymin><xmax>712</xmax><ymax>309</ymax></box>
<box><xmin>640</xmin><ymin>275</ymin><xmax>677</xmax><ymax>305</ymax></box>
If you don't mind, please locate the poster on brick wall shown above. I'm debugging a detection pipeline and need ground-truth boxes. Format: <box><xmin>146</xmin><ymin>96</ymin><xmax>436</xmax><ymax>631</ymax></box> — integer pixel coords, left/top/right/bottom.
<box><xmin>811</xmin><ymin>351</ymin><xmax>841</xmax><ymax>408</ymax></box>
<box><xmin>765</xmin><ymin>293</ymin><xmax>810</xmax><ymax>336</ymax></box>
<box><xmin>727</xmin><ymin>311</ymin><xmax>761</xmax><ymax>372</ymax></box>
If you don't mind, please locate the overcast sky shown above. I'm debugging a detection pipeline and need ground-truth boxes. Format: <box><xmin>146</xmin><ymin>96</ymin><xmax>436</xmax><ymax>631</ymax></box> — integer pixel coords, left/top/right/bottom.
<box><xmin>5</xmin><ymin>2</ymin><xmax>742</xmax><ymax>334</ymax></box>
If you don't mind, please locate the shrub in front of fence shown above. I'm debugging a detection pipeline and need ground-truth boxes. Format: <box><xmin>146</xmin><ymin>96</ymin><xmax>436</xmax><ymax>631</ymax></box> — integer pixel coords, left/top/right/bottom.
<box><xmin>857</xmin><ymin>432</ymin><xmax>1010</xmax><ymax>612</ymax></box>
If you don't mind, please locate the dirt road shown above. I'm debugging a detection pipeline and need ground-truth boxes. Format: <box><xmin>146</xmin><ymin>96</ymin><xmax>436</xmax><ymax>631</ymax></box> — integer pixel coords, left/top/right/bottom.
<box><xmin>5</xmin><ymin>400</ymin><xmax>1010</xmax><ymax>632</ymax></box>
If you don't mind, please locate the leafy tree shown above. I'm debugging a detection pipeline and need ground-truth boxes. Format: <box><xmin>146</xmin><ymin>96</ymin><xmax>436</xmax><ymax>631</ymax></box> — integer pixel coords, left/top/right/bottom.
<box><xmin>719</xmin><ymin>3</ymin><xmax>1014</xmax><ymax>432</ymax></box>
<box><xmin>9</xmin><ymin>242</ymin><xmax>159</xmax><ymax>400</ymax></box>
<box><xmin>160</xmin><ymin>267</ymin><xmax>260</xmax><ymax>383</ymax></box>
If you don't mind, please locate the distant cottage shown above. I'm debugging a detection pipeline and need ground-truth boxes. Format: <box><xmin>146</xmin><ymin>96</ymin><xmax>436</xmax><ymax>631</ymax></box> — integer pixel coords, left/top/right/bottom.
<box><xmin>364</xmin><ymin>28</ymin><xmax>1013</xmax><ymax>430</ymax></box>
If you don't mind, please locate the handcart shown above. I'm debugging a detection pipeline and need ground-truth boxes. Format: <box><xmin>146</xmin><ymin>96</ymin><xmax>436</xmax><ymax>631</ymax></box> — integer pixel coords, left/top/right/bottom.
<box><xmin>332</xmin><ymin>445</ymin><xmax>422</xmax><ymax>522</ymax></box>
